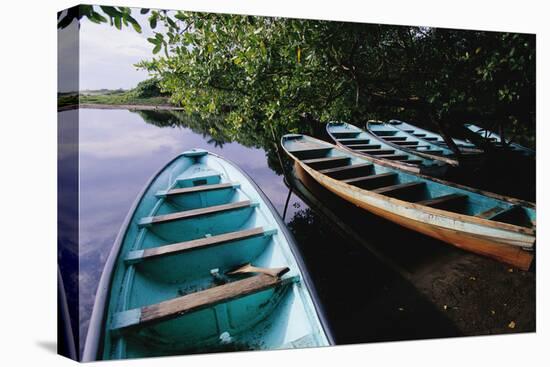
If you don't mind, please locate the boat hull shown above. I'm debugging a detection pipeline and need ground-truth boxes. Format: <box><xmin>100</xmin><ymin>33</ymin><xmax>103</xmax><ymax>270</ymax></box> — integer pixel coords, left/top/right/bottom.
<box><xmin>294</xmin><ymin>162</ymin><xmax>533</xmax><ymax>270</ymax></box>
<box><xmin>326</xmin><ymin>121</ymin><xmax>450</xmax><ymax>177</ymax></box>
<box><xmin>83</xmin><ymin>149</ymin><xmax>332</xmax><ymax>361</ymax></box>
<box><xmin>366</xmin><ymin>122</ymin><xmax>460</xmax><ymax>166</ymax></box>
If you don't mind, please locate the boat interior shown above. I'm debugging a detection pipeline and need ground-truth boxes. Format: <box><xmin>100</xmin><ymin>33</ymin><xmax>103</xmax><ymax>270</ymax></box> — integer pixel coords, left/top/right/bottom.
<box><xmin>327</xmin><ymin>122</ymin><xmax>442</xmax><ymax>168</ymax></box>
<box><xmin>105</xmin><ymin>151</ymin><xmax>326</xmax><ymax>358</ymax></box>
<box><xmin>389</xmin><ymin>120</ymin><xmax>476</xmax><ymax>148</ymax></box>
<box><xmin>367</xmin><ymin>121</ymin><xmax>456</xmax><ymax>157</ymax></box>
<box><xmin>465</xmin><ymin>123</ymin><xmax>535</xmax><ymax>158</ymax></box>
<box><xmin>283</xmin><ymin>135</ymin><xmax>535</xmax><ymax>230</ymax></box>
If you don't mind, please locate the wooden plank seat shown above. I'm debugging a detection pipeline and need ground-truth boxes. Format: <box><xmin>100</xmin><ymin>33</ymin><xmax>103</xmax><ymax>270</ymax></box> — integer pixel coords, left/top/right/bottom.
<box><xmin>393</xmin><ymin>140</ymin><xmax>419</xmax><ymax>146</ymax></box>
<box><xmin>338</xmin><ymin>138</ymin><xmax>371</xmax><ymax>145</ymax></box>
<box><xmin>383</xmin><ymin>136</ymin><xmax>408</xmax><ymax>141</ymax></box>
<box><xmin>358</xmin><ymin>149</ymin><xmax>395</xmax><ymax>155</ymax></box>
<box><xmin>160</xmin><ymin>182</ymin><xmax>238</xmax><ymax>197</ymax></box>
<box><xmin>288</xmin><ymin>147</ymin><xmax>333</xmax><ymax>160</ymax></box>
<box><xmin>346</xmin><ymin>144</ymin><xmax>382</xmax><ymax>150</ymax></box>
<box><xmin>409</xmin><ymin>145</ymin><xmax>430</xmax><ymax>149</ymax></box>
<box><xmin>111</xmin><ymin>274</ymin><xmax>284</xmax><ymax>330</ymax></box>
<box><xmin>302</xmin><ymin>156</ymin><xmax>351</xmax><ymax>170</ymax></box>
<box><xmin>475</xmin><ymin>206</ymin><xmax>506</xmax><ymax>220</ymax></box>
<box><xmin>400</xmin><ymin>144</ymin><xmax>424</xmax><ymax>149</ymax></box>
<box><xmin>404</xmin><ymin>159</ymin><xmax>423</xmax><ymax>165</ymax></box>
<box><xmin>125</xmin><ymin>227</ymin><xmax>274</xmax><ymax>263</ymax></box>
<box><xmin>372</xmin><ymin>181</ymin><xmax>427</xmax><ymax>201</ymax></box>
<box><xmin>417</xmin><ymin>193</ymin><xmax>468</xmax><ymax>210</ymax></box>
<box><xmin>332</xmin><ymin>132</ymin><xmax>360</xmax><ymax>138</ymax></box>
<box><xmin>319</xmin><ymin>163</ymin><xmax>374</xmax><ymax>180</ymax></box>
<box><xmin>376</xmin><ymin>154</ymin><xmax>409</xmax><ymax>160</ymax></box>
<box><xmin>419</xmin><ymin>149</ymin><xmax>444</xmax><ymax>154</ymax></box>
<box><xmin>139</xmin><ymin>200</ymin><xmax>256</xmax><ymax>227</ymax></box>
<box><xmin>342</xmin><ymin>172</ymin><xmax>397</xmax><ymax>189</ymax></box>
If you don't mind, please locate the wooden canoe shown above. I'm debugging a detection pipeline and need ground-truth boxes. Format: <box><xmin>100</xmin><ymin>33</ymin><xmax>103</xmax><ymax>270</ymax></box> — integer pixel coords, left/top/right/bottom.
<box><xmin>366</xmin><ymin>121</ymin><xmax>460</xmax><ymax>165</ymax></box>
<box><xmin>388</xmin><ymin>119</ymin><xmax>479</xmax><ymax>151</ymax></box>
<box><xmin>281</xmin><ymin>134</ymin><xmax>535</xmax><ymax>270</ymax></box>
<box><xmin>83</xmin><ymin>149</ymin><xmax>332</xmax><ymax>361</ymax></box>
<box><xmin>464</xmin><ymin>123</ymin><xmax>535</xmax><ymax>158</ymax></box>
<box><xmin>326</xmin><ymin>121</ymin><xmax>449</xmax><ymax>177</ymax></box>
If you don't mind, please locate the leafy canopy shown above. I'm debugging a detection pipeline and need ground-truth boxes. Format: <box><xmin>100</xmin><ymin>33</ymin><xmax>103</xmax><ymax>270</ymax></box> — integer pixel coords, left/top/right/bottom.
<box><xmin>59</xmin><ymin>6</ymin><xmax>535</xmax><ymax>147</ymax></box>
<box><xmin>135</xmin><ymin>11</ymin><xmax>534</xmax><ymax>146</ymax></box>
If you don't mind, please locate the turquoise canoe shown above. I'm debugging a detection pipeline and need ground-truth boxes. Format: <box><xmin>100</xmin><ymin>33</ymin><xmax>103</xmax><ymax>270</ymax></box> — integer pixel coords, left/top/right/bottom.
<box><xmin>83</xmin><ymin>149</ymin><xmax>332</xmax><ymax>361</ymax></box>
<box><xmin>388</xmin><ymin>119</ymin><xmax>478</xmax><ymax>150</ymax></box>
<box><xmin>464</xmin><ymin>123</ymin><xmax>535</xmax><ymax>158</ymax></box>
<box><xmin>281</xmin><ymin>134</ymin><xmax>535</xmax><ymax>270</ymax></box>
<box><xmin>326</xmin><ymin>121</ymin><xmax>449</xmax><ymax>177</ymax></box>
<box><xmin>366</xmin><ymin>121</ymin><xmax>459</xmax><ymax>166</ymax></box>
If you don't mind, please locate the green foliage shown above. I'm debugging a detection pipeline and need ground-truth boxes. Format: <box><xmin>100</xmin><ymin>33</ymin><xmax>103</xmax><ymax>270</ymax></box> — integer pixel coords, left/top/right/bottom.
<box><xmin>78</xmin><ymin>89</ymin><xmax>171</xmax><ymax>107</ymax></box>
<box><xmin>59</xmin><ymin>7</ymin><xmax>535</xmax><ymax>148</ymax></box>
<box><xmin>133</xmin><ymin>78</ymin><xmax>169</xmax><ymax>98</ymax></box>
<box><xmin>57</xmin><ymin>5</ymin><xmax>143</xmax><ymax>33</ymax></box>
<box><xmin>135</xmin><ymin>12</ymin><xmax>535</xmax><ymax>145</ymax></box>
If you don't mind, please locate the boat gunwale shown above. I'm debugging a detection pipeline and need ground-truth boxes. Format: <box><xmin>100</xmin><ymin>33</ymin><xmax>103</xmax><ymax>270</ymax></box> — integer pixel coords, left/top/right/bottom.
<box><xmin>281</xmin><ymin>135</ymin><xmax>535</xmax><ymax>238</ymax></box>
<box><xmin>365</xmin><ymin>121</ymin><xmax>460</xmax><ymax>166</ymax></box>
<box><xmin>326</xmin><ymin>122</ymin><xmax>424</xmax><ymax>174</ymax></box>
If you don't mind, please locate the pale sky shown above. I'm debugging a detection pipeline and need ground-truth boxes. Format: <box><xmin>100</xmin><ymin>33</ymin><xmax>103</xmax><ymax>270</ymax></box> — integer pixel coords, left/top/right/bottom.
<box><xmin>79</xmin><ymin>9</ymin><xmax>165</xmax><ymax>90</ymax></box>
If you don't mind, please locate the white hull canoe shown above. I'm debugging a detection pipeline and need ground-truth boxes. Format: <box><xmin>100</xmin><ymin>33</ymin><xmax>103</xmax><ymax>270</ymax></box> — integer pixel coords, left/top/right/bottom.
<box><xmin>282</xmin><ymin>134</ymin><xmax>535</xmax><ymax>270</ymax></box>
<box><xmin>326</xmin><ymin>121</ymin><xmax>449</xmax><ymax>177</ymax></box>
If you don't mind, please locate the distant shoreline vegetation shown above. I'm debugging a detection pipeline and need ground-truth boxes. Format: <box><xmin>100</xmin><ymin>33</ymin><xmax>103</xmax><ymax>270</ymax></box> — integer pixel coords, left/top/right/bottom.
<box><xmin>58</xmin><ymin>78</ymin><xmax>176</xmax><ymax>109</ymax></box>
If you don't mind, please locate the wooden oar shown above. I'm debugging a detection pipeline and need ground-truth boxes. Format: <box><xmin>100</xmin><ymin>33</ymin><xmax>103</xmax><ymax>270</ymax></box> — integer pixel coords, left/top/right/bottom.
<box><xmin>226</xmin><ymin>263</ymin><xmax>290</xmax><ymax>278</ymax></box>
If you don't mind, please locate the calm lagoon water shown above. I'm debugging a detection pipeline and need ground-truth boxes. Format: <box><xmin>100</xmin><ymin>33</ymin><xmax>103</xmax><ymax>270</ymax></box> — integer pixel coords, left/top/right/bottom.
<box><xmin>69</xmin><ymin>107</ymin><xmax>463</xmax><ymax>355</ymax></box>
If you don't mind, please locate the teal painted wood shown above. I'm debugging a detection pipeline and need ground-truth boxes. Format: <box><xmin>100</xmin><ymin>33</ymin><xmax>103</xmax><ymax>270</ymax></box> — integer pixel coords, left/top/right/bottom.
<box><xmin>465</xmin><ymin>123</ymin><xmax>535</xmax><ymax>158</ymax></box>
<box><xmin>366</xmin><ymin>121</ymin><xmax>459</xmax><ymax>165</ymax></box>
<box><xmin>389</xmin><ymin>119</ymin><xmax>477</xmax><ymax>149</ymax></box>
<box><xmin>83</xmin><ymin>149</ymin><xmax>332</xmax><ymax>361</ymax></box>
<box><xmin>326</xmin><ymin>121</ymin><xmax>449</xmax><ymax>177</ymax></box>
<box><xmin>281</xmin><ymin>134</ymin><xmax>535</xmax><ymax>268</ymax></box>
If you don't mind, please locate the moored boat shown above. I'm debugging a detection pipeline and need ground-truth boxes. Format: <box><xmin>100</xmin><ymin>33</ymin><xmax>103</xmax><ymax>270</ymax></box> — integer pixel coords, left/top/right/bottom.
<box><xmin>388</xmin><ymin>119</ymin><xmax>478</xmax><ymax>150</ymax></box>
<box><xmin>281</xmin><ymin>134</ymin><xmax>535</xmax><ymax>270</ymax></box>
<box><xmin>326</xmin><ymin>121</ymin><xmax>449</xmax><ymax>177</ymax></box>
<box><xmin>83</xmin><ymin>149</ymin><xmax>332</xmax><ymax>361</ymax></box>
<box><xmin>366</xmin><ymin>121</ymin><xmax>459</xmax><ymax>165</ymax></box>
<box><xmin>465</xmin><ymin>123</ymin><xmax>535</xmax><ymax>158</ymax></box>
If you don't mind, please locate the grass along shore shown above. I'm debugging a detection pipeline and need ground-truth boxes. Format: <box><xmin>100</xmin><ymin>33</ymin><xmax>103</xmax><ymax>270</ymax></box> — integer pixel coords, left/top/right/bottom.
<box><xmin>58</xmin><ymin>89</ymin><xmax>176</xmax><ymax>110</ymax></box>
<box><xmin>58</xmin><ymin>79</ymin><xmax>178</xmax><ymax>110</ymax></box>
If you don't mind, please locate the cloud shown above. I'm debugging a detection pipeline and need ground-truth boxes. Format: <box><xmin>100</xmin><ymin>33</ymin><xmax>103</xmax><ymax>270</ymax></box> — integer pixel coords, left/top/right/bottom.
<box><xmin>79</xmin><ymin>9</ymin><xmax>165</xmax><ymax>90</ymax></box>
